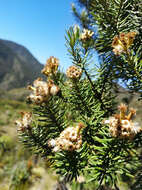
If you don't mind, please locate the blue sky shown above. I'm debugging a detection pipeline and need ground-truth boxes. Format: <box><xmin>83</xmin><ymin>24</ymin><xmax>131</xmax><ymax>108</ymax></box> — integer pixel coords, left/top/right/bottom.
<box><xmin>0</xmin><ymin>0</ymin><xmax>77</xmax><ymax>70</ymax></box>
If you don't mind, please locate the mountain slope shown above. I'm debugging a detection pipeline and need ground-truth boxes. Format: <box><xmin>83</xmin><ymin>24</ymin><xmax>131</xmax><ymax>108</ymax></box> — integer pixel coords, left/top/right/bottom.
<box><xmin>0</xmin><ymin>39</ymin><xmax>43</xmax><ymax>90</ymax></box>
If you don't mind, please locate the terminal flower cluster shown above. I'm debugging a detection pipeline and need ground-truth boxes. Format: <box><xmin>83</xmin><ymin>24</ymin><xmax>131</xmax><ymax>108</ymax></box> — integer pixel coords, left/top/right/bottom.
<box><xmin>48</xmin><ymin>123</ymin><xmax>85</xmax><ymax>152</ymax></box>
<box><xmin>15</xmin><ymin>112</ymin><xmax>32</xmax><ymax>131</ymax></box>
<box><xmin>80</xmin><ymin>28</ymin><xmax>94</xmax><ymax>41</ymax></box>
<box><xmin>104</xmin><ymin>103</ymin><xmax>141</xmax><ymax>139</ymax></box>
<box><xmin>41</xmin><ymin>56</ymin><xmax>59</xmax><ymax>77</ymax></box>
<box><xmin>112</xmin><ymin>31</ymin><xmax>136</xmax><ymax>55</ymax></box>
<box><xmin>66</xmin><ymin>65</ymin><xmax>82</xmax><ymax>79</ymax></box>
<box><xmin>27</xmin><ymin>78</ymin><xmax>59</xmax><ymax>104</ymax></box>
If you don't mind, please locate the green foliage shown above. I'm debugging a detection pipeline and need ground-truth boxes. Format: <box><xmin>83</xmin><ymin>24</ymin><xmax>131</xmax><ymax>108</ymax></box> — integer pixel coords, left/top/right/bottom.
<box><xmin>54</xmin><ymin>143</ymin><xmax>88</xmax><ymax>180</ymax></box>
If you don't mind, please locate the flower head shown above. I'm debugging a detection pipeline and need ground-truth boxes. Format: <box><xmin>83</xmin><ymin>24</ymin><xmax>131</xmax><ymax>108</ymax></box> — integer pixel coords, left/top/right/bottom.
<box><xmin>27</xmin><ymin>78</ymin><xmax>59</xmax><ymax>104</ymax></box>
<box><xmin>41</xmin><ymin>56</ymin><xmax>59</xmax><ymax>76</ymax></box>
<box><xmin>27</xmin><ymin>78</ymin><xmax>49</xmax><ymax>104</ymax></box>
<box><xmin>112</xmin><ymin>31</ymin><xmax>137</xmax><ymax>55</ymax></box>
<box><xmin>66</xmin><ymin>66</ymin><xmax>82</xmax><ymax>79</ymax></box>
<box><xmin>15</xmin><ymin>112</ymin><xmax>32</xmax><ymax>131</ymax></box>
<box><xmin>104</xmin><ymin>103</ymin><xmax>141</xmax><ymax>139</ymax></box>
<box><xmin>80</xmin><ymin>29</ymin><xmax>94</xmax><ymax>41</ymax></box>
<box><xmin>48</xmin><ymin>123</ymin><xmax>85</xmax><ymax>152</ymax></box>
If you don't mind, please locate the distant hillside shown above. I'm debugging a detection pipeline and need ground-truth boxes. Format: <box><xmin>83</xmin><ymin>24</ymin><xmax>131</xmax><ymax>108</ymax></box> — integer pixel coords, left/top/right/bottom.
<box><xmin>0</xmin><ymin>39</ymin><xmax>43</xmax><ymax>90</ymax></box>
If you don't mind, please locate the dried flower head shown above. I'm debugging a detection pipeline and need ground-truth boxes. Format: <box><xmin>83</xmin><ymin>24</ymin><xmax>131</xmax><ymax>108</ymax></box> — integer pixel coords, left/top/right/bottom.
<box><xmin>66</xmin><ymin>66</ymin><xmax>82</xmax><ymax>79</ymax></box>
<box><xmin>104</xmin><ymin>103</ymin><xmax>141</xmax><ymax>139</ymax></box>
<box><xmin>27</xmin><ymin>78</ymin><xmax>59</xmax><ymax>104</ymax></box>
<box><xmin>80</xmin><ymin>29</ymin><xmax>94</xmax><ymax>41</ymax></box>
<box><xmin>27</xmin><ymin>78</ymin><xmax>50</xmax><ymax>104</ymax></box>
<box><xmin>15</xmin><ymin>112</ymin><xmax>32</xmax><ymax>131</ymax></box>
<box><xmin>112</xmin><ymin>31</ymin><xmax>137</xmax><ymax>55</ymax></box>
<box><xmin>41</xmin><ymin>56</ymin><xmax>59</xmax><ymax>76</ymax></box>
<box><xmin>48</xmin><ymin>123</ymin><xmax>85</xmax><ymax>152</ymax></box>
